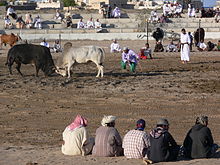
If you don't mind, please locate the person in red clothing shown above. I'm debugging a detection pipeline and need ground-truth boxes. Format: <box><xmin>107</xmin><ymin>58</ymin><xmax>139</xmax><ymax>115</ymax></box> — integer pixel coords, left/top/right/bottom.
<box><xmin>139</xmin><ymin>43</ymin><xmax>152</xmax><ymax>59</ymax></box>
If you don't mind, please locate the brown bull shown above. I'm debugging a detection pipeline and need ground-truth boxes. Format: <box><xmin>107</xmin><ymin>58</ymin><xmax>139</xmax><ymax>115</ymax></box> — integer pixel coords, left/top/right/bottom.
<box><xmin>0</xmin><ymin>33</ymin><xmax>21</xmax><ymax>48</ymax></box>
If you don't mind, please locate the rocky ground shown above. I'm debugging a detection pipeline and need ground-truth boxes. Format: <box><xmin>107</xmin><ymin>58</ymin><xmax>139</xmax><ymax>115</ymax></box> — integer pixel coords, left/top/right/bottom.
<box><xmin>0</xmin><ymin>40</ymin><xmax>219</xmax><ymax>165</ymax></box>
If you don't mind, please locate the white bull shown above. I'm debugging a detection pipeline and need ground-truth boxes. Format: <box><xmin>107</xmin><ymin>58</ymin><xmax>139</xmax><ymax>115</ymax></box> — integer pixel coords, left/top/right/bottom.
<box><xmin>56</xmin><ymin>45</ymin><xmax>105</xmax><ymax>78</ymax></box>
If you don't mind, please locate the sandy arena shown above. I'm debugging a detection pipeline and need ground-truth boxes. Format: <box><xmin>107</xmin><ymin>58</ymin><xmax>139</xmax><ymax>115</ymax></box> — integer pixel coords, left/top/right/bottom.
<box><xmin>0</xmin><ymin>40</ymin><xmax>219</xmax><ymax>165</ymax></box>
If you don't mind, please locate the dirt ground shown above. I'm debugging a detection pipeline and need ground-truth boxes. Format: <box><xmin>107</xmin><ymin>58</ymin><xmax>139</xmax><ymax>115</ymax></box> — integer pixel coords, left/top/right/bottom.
<box><xmin>0</xmin><ymin>40</ymin><xmax>219</xmax><ymax>165</ymax></box>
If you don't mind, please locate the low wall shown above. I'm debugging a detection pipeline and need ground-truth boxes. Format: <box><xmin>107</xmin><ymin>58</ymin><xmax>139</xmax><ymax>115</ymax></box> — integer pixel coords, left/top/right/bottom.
<box><xmin>16</xmin><ymin>32</ymin><xmax>220</xmax><ymax>41</ymax></box>
<box><xmin>19</xmin><ymin>32</ymin><xmax>154</xmax><ymax>41</ymax></box>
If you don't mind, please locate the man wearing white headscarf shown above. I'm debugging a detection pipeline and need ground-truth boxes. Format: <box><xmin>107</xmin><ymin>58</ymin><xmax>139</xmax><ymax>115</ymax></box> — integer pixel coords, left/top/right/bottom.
<box><xmin>92</xmin><ymin>115</ymin><xmax>123</xmax><ymax>157</ymax></box>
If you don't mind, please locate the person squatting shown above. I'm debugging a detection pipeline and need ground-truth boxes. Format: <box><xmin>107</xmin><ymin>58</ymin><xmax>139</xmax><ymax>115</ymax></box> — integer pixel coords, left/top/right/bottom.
<box><xmin>61</xmin><ymin>115</ymin><xmax>219</xmax><ymax>164</ymax></box>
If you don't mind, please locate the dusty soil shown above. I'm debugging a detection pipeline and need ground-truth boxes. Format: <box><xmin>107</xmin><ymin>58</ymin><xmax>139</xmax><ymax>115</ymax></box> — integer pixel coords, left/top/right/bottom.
<box><xmin>0</xmin><ymin>40</ymin><xmax>219</xmax><ymax>165</ymax></box>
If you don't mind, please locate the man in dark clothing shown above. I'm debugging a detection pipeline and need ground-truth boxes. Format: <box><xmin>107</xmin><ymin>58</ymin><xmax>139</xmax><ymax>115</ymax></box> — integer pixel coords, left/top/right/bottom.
<box><xmin>148</xmin><ymin>119</ymin><xmax>179</xmax><ymax>163</ymax></box>
<box><xmin>183</xmin><ymin>116</ymin><xmax>218</xmax><ymax>159</ymax></box>
<box><xmin>207</xmin><ymin>41</ymin><xmax>215</xmax><ymax>51</ymax></box>
<box><xmin>154</xmin><ymin>41</ymin><xmax>164</xmax><ymax>52</ymax></box>
<box><xmin>152</xmin><ymin>28</ymin><xmax>164</xmax><ymax>42</ymax></box>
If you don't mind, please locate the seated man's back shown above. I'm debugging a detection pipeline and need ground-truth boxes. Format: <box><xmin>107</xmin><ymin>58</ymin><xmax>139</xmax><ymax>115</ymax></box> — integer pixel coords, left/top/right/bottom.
<box><xmin>92</xmin><ymin>115</ymin><xmax>123</xmax><ymax>157</ymax></box>
<box><xmin>183</xmin><ymin>116</ymin><xmax>217</xmax><ymax>159</ymax></box>
<box><xmin>123</xmin><ymin>119</ymin><xmax>150</xmax><ymax>159</ymax></box>
<box><xmin>149</xmin><ymin>119</ymin><xmax>179</xmax><ymax>163</ymax></box>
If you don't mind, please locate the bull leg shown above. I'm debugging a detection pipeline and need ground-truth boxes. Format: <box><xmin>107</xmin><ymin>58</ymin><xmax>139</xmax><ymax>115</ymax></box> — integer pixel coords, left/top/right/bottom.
<box><xmin>15</xmin><ymin>62</ymin><xmax>23</xmax><ymax>76</ymax></box>
<box><xmin>8</xmin><ymin>64</ymin><xmax>13</xmax><ymax>75</ymax></box>
<box><xmin>100</xmin><ymin>65</ymin><xmax>104</xmax><ymax>77</ymax></box>
<box><xmin>67</xmin><ymin>64</ymin><xmax>72</xmax><ymax>78</ymax></box>
<box><xmin>95</xmin><ymin>63</ymin><xmax>101</xmax><ymax>77</ymax></box>
<box><xmin>35</xmin><ymin>65</ymin><xmax>40</xmax><ymax>77</ymax></box>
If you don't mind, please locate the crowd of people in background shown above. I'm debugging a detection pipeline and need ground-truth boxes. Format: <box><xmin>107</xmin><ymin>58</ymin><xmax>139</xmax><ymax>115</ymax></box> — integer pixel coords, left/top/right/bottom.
<box><xmin>77</xmin><ymin>18</ymin><xmax>102</xmax><ymax>29</ymax></box>
<box><xmin>61</xmin><ymin>114</ymin><xmax>219</xmax><ymax>164</ymax></box>
<box><xmin>99</xmin><ymin>4</ymin><xmax>121</xmax><ymax>19</ymax></box>
<box><xmin>4</xmin><ymin>5</ymin><xmax>43</xmax><ymax>30</ymax></box>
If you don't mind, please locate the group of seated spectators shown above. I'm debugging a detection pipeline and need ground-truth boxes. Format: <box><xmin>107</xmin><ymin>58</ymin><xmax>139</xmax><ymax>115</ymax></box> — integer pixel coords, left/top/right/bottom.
<box><xmin>61</xmin><ymin>114</ymin><xmax>219</xmax><ymax>164</ymax></box>
<box><xmin>163</xmin><ymin>2</ymin><xmax>183</xmax><ymax>18</ymax></box>
<box><xmin>77</xmin><ymin>18</ymin><xmax>102</xmax><ymax>29</ymax></box>
<box><xmin>149</xmin><ymin>10</ymin><xmax>170</xmax><ymax>23</ymax></box>
<box><xmin>4</xmin><ymin>5</ymin><xmax>42</xmax><ymax>29</ymax></box>
<box><xmin>197</xmin><ymin>40</ymin><xmax>220</xmax><ymax>51</ymax></box>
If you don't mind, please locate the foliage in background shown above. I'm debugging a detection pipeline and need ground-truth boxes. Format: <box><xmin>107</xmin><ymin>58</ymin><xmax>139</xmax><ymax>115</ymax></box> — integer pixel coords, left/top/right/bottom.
<box><xmin>63</xmin><ymin>0</ymin><xmax>76</xmax><ymax>7</ymax></box>
<box><xmin>0</xmin><ymin>0</ymin><xmax>7</xmax><ymax>6</ymax></box>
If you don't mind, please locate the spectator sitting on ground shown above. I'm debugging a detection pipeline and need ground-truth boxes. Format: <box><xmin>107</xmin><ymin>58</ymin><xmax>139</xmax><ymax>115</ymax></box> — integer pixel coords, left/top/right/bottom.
<box><xmin>154</xmin><ymin>41</ymin><xmax>164</xmax><ymax>52</ymax></box>
<box><xmin>92</xmin><ymin>115</ymin><xmax>123</xmax><ymax>157</ymax></box>
<box><xmin>16</xmin><ymin>16</ymin><xmax>25</xmax><ymax>29</ymax></box>
<box><xmin>207</xmin><ymin>41</ymin><xmax>215</xmax><ymax>51</ymax></box>
<box><xmin>123</xmin><ymin>119</ymin><xmax>151</xmax><ymax>163</ymax></box>
<box><xmin>7</xmin><ymin>5</ymin><xmax>17</xmax><ymax>20</ymax></box>
<box><xmin>174</xmin><ymin>3</ymin><xmax>182</xmax><ymax>18</ymax></box>
<box><xmin>61</xmin><ymin>115</ymin><xmax>94</xmax><ymax>156</ymax></box>
<box><xmin>54</xmin><ymin>9</ymin><xmax>65</xmax><ymax>23</ymax></box>
<box><xmin>188</xmin><ymin>4</ymin><xmax>195</xmax><ymax>17</ymax></box>
<box><xmin>139</xmin><ymin>43</ymin><xmax>152</xmax><ymax>59</ymax></box>
<box><xmin>214</xmin><ymin>8</ymin><xmax>220</xmax><ymax>23</ymax></box>
<box><xmin>52</xmin><ymin>40</ymin><xmax>62</xmax><ymax>53</ymax></box>
<box><xmin>87</xmin><ymin>18</ymin><xmax>94</xmax><ymax>29</ymax></box>
<box><xmin>217</xmin><ymin>40</ymin><xmax>220</xmax><ymax>51</ymax></box>
<box><xmin>169</xmin><ymin>3</ymin><xmax>176</xmax><ymax>17</ymax></box>
<box><xmin>112</xmin><ymin>5</ymin><xmax>121</xmax><ymax>18</ymax></box>
<box><xmin>110</xmin><ymin>39</ymin><xmax>121</xmax><ymax>53</ymax></box>
<box><xmin>64</xmin><ymin>10</ymin><xmax>71</xmax><ymax>19</ymax></box>
<box><xmin>25</xmin><ymin>13</ymin><xmax>33</xmax><ymax>29</ymax></box>
<box><xmin>150</xmin><ymin>10</ymin><xmax>159</xmax><ymax>23</ymax></box>
<box><xmin>34</xmin><ymin>15</ymin><xmax>42</xmax><ymax>29</ymax></box>
<box><xmin>40</xmin><ymin>39</ymin><xmax>49</xmax><ymax>48</ymax></box>
<box><xmin>166</xmin><ymin>41</ymin><xmax>177</xmax><ymax>52</ymax></box>
<box><xmin>195</xmin><ymin>8</ymin><xmax>201</xmax><ymax>18</ymax></box>
<box><xmin>77</xmin><ymin>19</ymin><xmax>85</xmax><ymax>29</ymax></box>
<box><xmin>94</xmin><ymin>19</ymin><xmax>102</xmax><ymax>29</ymax></box>
<box><xmin>4</xmin><ymin>15</ymin><xmax>13</xmax><ymax>29</ymax></box>
<box><xmin>148</xmin><ymin>118</ymin><xmax>179</xmax><ymax>163</ymax></box>
<box><xmin>201</xmin><ymin>7</ymin><xmax>207</xmax><ymax>18</ymax></box>
<box><xmin>183</xmin><ymin>115</ymin><xmax>219</xmax><ymax>159</ymax></box>
<box><xmin>159</xmin><ymin>14</ymin><xmax>168</xmax><ymax>23</ymax></box>
<box><xmin>66</xmin><ymin>16</ymin><xmax>72</xmax><ymax>28</ymax></box>
<box><xmin>163</xmin><ymin>3</ymin><xmax>170</xmax><ymax>17</ymax></box>
<box><xmin>197</xmin><ymin>40</ymin><xmax>207</xmax><ymax>51</ymax></box>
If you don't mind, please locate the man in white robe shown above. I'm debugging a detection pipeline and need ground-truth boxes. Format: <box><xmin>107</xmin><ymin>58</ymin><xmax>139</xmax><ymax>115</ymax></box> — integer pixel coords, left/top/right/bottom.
<box><xmin>77</xmin><ymin>19</ymin><xmax>85</xmax><ymax>29</ymax></box>
<box><xmin>180</xmin><ymin>29</ymin><xmax>191</xmax><ymax>64</ymax></box>
<box><xmin>110</xmin><ymin>39</ymin><xmax>121</xmax><ymax>53</ymax></box>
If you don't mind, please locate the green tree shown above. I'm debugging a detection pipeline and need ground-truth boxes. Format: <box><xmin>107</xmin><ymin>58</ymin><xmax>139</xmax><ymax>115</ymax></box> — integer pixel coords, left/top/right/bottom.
<box><xmin>63</xmin><ymin>0</ymin><xmax>76</xmax><ymax>7</ymax></box>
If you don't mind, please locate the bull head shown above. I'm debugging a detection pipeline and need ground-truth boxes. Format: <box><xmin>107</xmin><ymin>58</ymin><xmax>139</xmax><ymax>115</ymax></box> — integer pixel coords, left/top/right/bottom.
<box><xmin>55</xmin><ymin>66</ymin><xmax>67</xmax><ymax>77</ymax></box>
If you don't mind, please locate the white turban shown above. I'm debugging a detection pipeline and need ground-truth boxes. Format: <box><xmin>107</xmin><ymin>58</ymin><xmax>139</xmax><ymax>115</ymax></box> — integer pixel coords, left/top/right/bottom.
<box><xmin>101</xmin><ymin>115</ymin><xmax>117</xmax><ymax>126</ymax></box>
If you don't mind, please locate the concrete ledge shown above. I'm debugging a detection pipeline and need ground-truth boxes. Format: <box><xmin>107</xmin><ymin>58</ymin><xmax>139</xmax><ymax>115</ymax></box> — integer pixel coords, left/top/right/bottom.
<box><xmin>17</xmin><ymin>32</ymin><xmax>220</xmax><ymax>41</ymax></box>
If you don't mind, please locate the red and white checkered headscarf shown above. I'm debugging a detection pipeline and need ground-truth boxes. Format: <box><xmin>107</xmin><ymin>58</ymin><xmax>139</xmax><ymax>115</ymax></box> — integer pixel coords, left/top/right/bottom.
<box><xmin>68</xmin><ymin>115</ymin><xmax>88</xmax><ymax>131</ymax></box>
